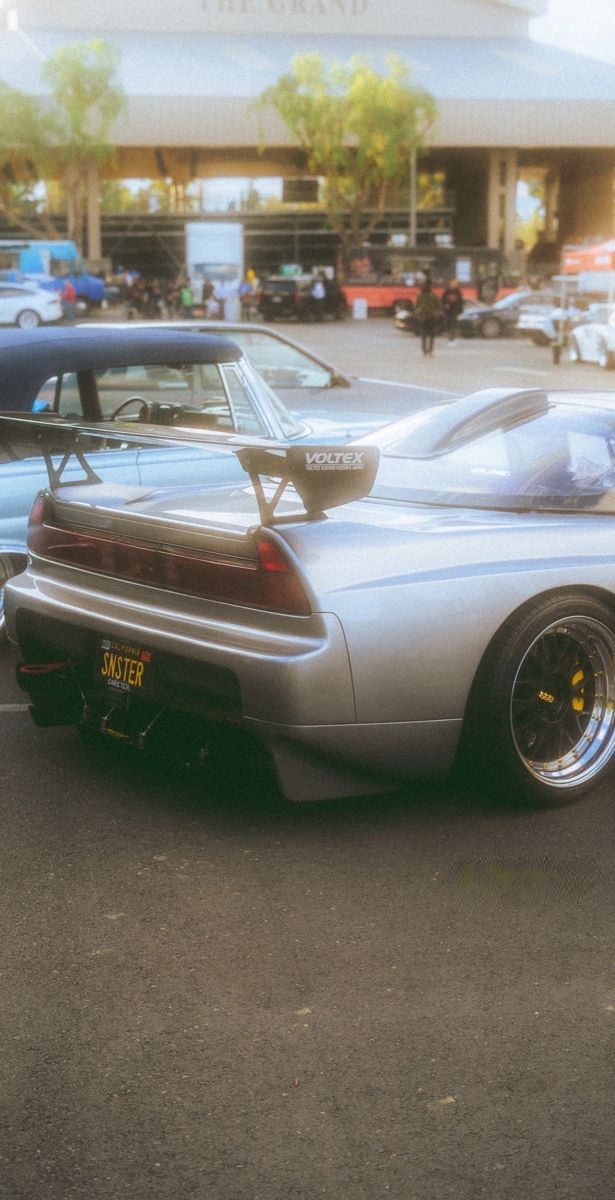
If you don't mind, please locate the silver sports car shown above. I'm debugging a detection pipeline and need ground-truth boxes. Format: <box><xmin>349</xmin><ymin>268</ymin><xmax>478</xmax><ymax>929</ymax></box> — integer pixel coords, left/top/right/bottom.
<box><xmin>7</xmin><ymin>384</ymin><xmax>615</xmax><ymax>807</ymax></box>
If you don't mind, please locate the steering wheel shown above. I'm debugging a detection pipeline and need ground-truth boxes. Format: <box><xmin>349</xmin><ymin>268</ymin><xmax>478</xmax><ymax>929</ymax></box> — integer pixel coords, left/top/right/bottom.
<box><xmin>109</xmin><ymin>396</ymin><xmax>150</xmax><ymax>422</ymax></box>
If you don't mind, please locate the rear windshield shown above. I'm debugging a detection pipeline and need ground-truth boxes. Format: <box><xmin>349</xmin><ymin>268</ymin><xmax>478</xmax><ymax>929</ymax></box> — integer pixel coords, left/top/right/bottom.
<box><xmin>264</xmin><ymin>280</ymin><xmax>297</xmax><ymax>294</ymax></box>
<box><xmin>373</xmin><ymin>402</ymin><xmax>615</xmax><ymax>514</ymax></box>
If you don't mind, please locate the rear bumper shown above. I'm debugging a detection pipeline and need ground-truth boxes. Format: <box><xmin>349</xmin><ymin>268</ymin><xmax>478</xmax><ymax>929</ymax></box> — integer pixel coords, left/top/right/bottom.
<box><xmin>6</xmin><ymin>566</ymin><xmax>461</xmax><ymax>800</ymax></box>
<box><xmin>6</xmin><ymin>565</ymin><xmax>353</xmax><ymax>722</ymax></box>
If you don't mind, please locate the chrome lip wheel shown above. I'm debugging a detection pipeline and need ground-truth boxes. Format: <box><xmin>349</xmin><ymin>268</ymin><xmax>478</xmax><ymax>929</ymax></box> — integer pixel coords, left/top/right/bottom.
<box><xmin>510</xmin><ymin>617</ymin><xmax>615</xmax><ymax>789</ymax></box>
<box><xmin>0</xmin><ymin>553</ymin><xmax>13</xmax><ymax>636</ymax></box>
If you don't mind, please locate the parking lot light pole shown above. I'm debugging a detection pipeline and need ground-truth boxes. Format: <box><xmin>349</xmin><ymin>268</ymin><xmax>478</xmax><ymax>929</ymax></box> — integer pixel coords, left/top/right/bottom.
<box><xmin>409</xmin><ymin>145</ymin><xmax>417</xmax><ymax>251</ymax></box>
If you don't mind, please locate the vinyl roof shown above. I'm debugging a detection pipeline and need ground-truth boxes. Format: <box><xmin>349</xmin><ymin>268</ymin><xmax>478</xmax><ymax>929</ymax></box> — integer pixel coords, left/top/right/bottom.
<box><xmin>0</xmin><ymin>327</ymin><xmax>242</xmax><ymax>411</ymax></box>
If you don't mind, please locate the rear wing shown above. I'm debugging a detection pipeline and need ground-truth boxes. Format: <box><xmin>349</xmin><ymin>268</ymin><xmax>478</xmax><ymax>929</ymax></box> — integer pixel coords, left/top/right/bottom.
<box><xmin>0</xmin><ymin>413</ymin><xmax>379</xmax><ymax>521</ymax></box>
<box><xmin>0</xmin><ymin>412</ymin><xmax>249</xmax><ymax>488</ymax></box>
<box><xmin>236</xmin><ymin>444</ymin><xmax>380</xmax><ymax>524</ymax></box>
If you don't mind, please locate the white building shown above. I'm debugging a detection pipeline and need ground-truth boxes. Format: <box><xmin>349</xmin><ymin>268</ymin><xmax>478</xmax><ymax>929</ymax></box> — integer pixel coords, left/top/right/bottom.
<box><xmin>1</xmin><ymin>0</ymin><xmax>613</xmax><ymax>266</ymax></box>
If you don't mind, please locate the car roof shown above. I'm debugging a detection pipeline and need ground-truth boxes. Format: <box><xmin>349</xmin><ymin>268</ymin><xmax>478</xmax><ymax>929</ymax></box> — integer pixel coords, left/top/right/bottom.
<box><xmin>0</xmin><ymin>325</ymin><xmax>242</xmax><ymax>411</ymax></box>
<box><xmin>79</xmin><ymin>319</ymin><xmax>342</xmax><ymax>375</ymax></box>
<box><xmin>0</xmin><ymin>280</ymin><xmax>44</xmax><ymax>291</ymax></box>
<box><xmin>85</xmin><ymin>319</ymin><xmax>269</xmax><ymax>334</ymax></box>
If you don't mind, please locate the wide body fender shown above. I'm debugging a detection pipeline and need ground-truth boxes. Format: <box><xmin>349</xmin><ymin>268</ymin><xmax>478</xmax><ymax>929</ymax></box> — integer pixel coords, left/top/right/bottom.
<box><xmin>280</xmin><ymin>510</ymin><xmax>615</xmax><ymax>728</ymax></box>
<box><xmin>333</xmin><ymin>563</ymin><xmax>615</xmax><ymax>725</ymax></box>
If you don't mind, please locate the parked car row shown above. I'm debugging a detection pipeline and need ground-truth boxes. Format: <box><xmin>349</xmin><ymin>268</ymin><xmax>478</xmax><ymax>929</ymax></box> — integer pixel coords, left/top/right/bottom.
<box><xmin>394</xmin><ymin>288</ymin><xmax>552</xmax><ymax>339</ymax></box>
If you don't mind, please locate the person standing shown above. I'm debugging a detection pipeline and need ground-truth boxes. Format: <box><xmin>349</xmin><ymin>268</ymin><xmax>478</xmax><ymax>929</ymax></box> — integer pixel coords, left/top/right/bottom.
<box><xmin>239</xmin><ymin>274</ymin><xmax>256</xmax><ymax>320</ymax></box>
<box><xmin>201</xmin><ymin>278</ymin><xmax>219</xmax><ymax>317</ymax></box>
<box><xmin>126</xmin><ymin>277</ymin><xmax>144</xmax><ymax>320</ymax></box>
<box><xmin>310</xmin><ymin>273</ymin><xmax>326</xmax><ymax>321</ymax></box>
<box><xmin>180</xmin><ymin>280</ymin><xmax>194</xmax><ymax>319</ymax></box>
<box><xmin>61</xmin><ymin>278</ymin><xmax>76</xmax><ymax>324</ymax></box>
<box><xmin>414</xmin><ymin>280</ymin><xmax>442</xmax><ymax>356</ymax></box>
<box><xmin>216</xmin><ymin>278</ymin><xmax>231</xmax><ymax>320</ymax></box>
<box><xmin>441</xmin><ymin>278</ymin><xmax>464</xmax><ymax>345</ymax></box>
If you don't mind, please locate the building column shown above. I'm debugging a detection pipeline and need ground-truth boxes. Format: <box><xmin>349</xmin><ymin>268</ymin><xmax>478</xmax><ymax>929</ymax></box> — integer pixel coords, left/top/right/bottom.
<box><xmin>544</xmin><ymin>166</ymin><xmax>560</xmax><ymax>242</ymax></box>
<box><xmin>86</xmin><ymin>162</ymin><xmax>102</xmax><ymax>263</ymax></box>
<box><xmin>487</xmin><ymin>149</ymin><xmax>518</xmax><ymax>260</ymax></box>
<box><xmin>558</xmin><ymin>152</ymin><xmax>615</xmax><ymax>244</ymax></box>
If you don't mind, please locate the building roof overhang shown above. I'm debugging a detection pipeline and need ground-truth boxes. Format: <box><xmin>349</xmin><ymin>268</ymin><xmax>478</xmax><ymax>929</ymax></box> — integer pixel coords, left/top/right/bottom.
<box><xmin>2</xmin><ymin>31</ymin><xmax>615</xmax><ymax>149</ymax></box>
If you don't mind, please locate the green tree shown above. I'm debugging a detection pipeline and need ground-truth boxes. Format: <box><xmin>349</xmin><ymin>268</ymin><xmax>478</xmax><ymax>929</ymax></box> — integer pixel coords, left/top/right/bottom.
<box><xmin>0</xmin><ymin>40</ymin><xmax>124</xmax><ymax>251</ymax></box>
<box><xmin>0</xmin><ymin>82</ymin><xmax>58</xmax><ymax>237</ymax></box>
<box><xmin>42</xmin><ymin>40</ymin><xmax>125</xmax><ymax>251</ymax></box>
<box><xmin>257</xmin><ymin>53</ymin><xmax>437</xmax><ymax>258</ymax></box>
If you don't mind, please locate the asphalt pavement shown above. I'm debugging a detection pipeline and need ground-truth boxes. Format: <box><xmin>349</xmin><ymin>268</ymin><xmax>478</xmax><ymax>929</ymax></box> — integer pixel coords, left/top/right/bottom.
<box><xmin>2</xmin><ymin>320</ymin><xmax>615</xmax><ymax>1200</ymax></box>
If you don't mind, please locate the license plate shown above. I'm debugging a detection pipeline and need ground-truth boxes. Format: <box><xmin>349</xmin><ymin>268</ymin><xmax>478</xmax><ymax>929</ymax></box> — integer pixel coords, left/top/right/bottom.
<box><xmin>98</xmin><ymin>637</ymin><xmax>152</xmax><ymax>695</ymax></box>
<box><xmin>272</xmin><ymin>295</ymin><xmax>282</xmax><ymax>303</ymax></box>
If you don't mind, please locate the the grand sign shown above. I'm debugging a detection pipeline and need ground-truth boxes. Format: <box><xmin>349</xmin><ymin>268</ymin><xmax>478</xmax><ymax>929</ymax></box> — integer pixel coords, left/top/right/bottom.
<box><xmin>14</xmin><ymin>0</ymin><xmax>535</xmax><ymax>37</ymax></box>
<box><xmin>201</xmin><ymin>0</ymin><xmax>370</xmax><ymax>15</ymax></box>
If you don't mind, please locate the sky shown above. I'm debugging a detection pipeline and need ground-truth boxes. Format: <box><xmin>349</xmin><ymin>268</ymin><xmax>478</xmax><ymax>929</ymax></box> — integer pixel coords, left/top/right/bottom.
<box><xmin>530</xmin><ymin>0</ymin><xmax>615</xmax><ymax>65</ymax></box>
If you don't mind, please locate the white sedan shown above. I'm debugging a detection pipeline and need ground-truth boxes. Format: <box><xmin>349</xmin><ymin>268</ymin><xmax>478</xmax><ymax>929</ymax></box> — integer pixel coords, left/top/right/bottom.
<box><xmin>567</xmin><ymin>304</ymin><xmax>615</xmax><ymax>369</ymax></box>
<box><xmin>0</xmin><ymin>280</ymin><xmax>63</xmax><ymax>328</ymax></box>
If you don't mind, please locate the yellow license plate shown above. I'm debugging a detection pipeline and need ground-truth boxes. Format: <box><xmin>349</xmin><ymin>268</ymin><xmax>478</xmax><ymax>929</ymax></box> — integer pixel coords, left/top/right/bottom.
<box><xmin>98</xmin><ymin>638</ymin><xmax>152</xmax><ymax>695</ymax></box>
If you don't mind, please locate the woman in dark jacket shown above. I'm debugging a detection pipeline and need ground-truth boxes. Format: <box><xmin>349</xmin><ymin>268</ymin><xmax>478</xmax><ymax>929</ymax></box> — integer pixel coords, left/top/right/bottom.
<box><xmin>414</xmin><ymin>281</ymin><xmax>442</xmax><ymax>356</ymax></box>
<box><xmin>440</xmin><ymin>278</ymin><xmax>465</xmax><ymax>344</ymax></box>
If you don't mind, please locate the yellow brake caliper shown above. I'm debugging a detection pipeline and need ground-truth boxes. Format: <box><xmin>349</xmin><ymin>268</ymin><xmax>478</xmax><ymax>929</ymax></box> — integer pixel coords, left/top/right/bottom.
<box><xmin>571</xmin><ymin>668</ymin><xmax>585</xmax><ymax>712</ymax></box>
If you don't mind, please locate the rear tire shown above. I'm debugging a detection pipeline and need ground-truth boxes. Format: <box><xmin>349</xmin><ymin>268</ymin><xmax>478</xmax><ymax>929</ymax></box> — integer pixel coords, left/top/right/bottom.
<box><xmin>567</xmin><ymin>337</ymin><xmax>580</xmax><ymax>363</ymax></box>
<box><xmin>480</xmin><ymin>316</ymin><xmax>502</xmax><ymax>339</ymax></box>
<box><xmin>597</xmin><ymin>341</ymin><xmax>613</xmax><ymax>370</ymax></box>
<box><xmin>16</xmin><ymin>309</ymin><xmax>41</xmax><ymax>329</ymax></box>
<box><xmin>459</xmin><ymin>592</ymin><xmax>615</xmax><ymax>807</ymax></box>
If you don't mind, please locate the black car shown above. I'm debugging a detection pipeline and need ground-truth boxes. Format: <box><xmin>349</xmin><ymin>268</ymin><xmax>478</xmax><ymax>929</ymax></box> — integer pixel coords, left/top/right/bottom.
<box><xmin>258</xmin><ymin>274</ymin><xmax>347</xmax><ymax>322</ymax></box>
<box><xmin>394</xmin><ymin>296</ymin><xmax>483</xmax><ymax>334</ymax></box>
<box><xmin>457</xmin><ymin>289</ymin><xmax>536</xmax><ymax>338</ymax></box>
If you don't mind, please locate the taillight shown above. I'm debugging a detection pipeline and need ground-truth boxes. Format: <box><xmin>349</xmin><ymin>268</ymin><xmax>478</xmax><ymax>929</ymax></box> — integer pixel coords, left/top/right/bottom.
<box><xmin>256</xmin><ymin>537</ymin><xmax>291</xmax><ymax>572</ymax></box>
<box><xmin>27</xmin><ymin>499</ymin><xmax>311</xmax><ymax>615</ymax></box>
<box><xmin>254</xmin><ymin>537</ymin><xmax>311</xmax><ymax>612</ymax></box>
<box><xmin>28</xmin><ymin>492</ymin><xmax>48</xmax><ymax>531</ymax></box>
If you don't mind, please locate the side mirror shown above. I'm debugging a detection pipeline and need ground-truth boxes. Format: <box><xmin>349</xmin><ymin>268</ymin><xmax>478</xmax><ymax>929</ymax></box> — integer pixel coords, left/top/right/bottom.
<box><xmin>329</xmin><ymin>371</ymin><xmax>351</xmax><ymax>388</ymax></box>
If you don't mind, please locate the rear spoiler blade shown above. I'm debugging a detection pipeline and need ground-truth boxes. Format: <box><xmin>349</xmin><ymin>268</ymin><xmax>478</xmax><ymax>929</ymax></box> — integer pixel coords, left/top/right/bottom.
<box><xmin>0</xmin><ymin>414</ymin><xmax>380</xmax><ymax>521</ymax></box>
<box><xmin>236</xmin><ymin>444</ymin><xmax>380</xmax><ymax>524</ymax></box>
<box><xmin>0</xmin><ymin>412</ymin><xmax>242</xmax><ymax>488</ymax></box>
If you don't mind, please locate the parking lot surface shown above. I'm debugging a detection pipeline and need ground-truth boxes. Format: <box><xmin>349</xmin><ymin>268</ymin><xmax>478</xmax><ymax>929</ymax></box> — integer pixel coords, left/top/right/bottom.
<box><xmin>2</xmin><ymin>321</ymin><xmax>615</xmax><ymax>1200</ymax></box>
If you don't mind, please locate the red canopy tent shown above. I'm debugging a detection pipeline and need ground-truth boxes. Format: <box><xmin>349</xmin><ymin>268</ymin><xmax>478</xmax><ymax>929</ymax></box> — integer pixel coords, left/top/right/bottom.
<box><xmin>562</xmin><ymin>239</ymin><xmax>615</xmax><ymax>274</ymax></box>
